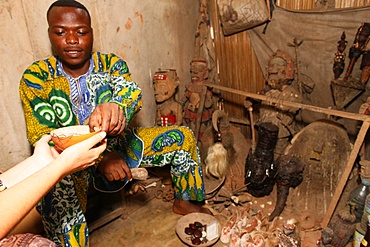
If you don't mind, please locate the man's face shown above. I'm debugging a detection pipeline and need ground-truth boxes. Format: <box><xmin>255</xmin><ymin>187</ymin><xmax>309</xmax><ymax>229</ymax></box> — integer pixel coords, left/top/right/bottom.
<box><xmin>267</xmin><ymin>57</ymin><xmax>288</xmax><ymax>90</ymax></box>
<box><xmin>48</xmin><ymin>6</ymin><xmax>93</xmax><ymax>76</ymax></box>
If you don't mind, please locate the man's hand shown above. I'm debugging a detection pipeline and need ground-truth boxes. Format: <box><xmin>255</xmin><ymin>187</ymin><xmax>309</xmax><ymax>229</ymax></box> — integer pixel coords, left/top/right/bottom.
<box><xmin>89</xmin><ymin>102</ymin><xmax>126</xmax><ymax>136</ymax></box>
<box><xmin>98</xmin><ymin>151</ymin><xmax>132</xmax><ymax>181</ymax></box>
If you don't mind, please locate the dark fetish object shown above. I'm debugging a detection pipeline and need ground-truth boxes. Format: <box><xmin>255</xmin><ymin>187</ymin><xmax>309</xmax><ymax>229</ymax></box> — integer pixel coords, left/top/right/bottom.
<box><xmin>184</xmin><ymin>221</ymin><xmax>206</xmax><ymax>245</ymax></box>
<box><xmin>176</xmin><ymin>213</ymin><xmax>220</xmax><ymax>247</ymax></box>
<box><xmin>269</xmin><ymin>155</ymin><xmax>304</xmax><ymax>221</ymax></box>
<box><xmin>333</xmin><ymin>31</ymin><xmax>347</xmax><ymax>80</ymax></box>
<box><xmin>326</xmin><ymin>205</ymin><xmax>356</xmax><ymax>247</ymax></box>
<box><xmin>344</xmin><ymin>23</ymin><xmax>370</xmax><ymax>81</ymax></box>
<box><xmin>316</xmin><ymin>227</ymin><xmax>334</xmax><ymax>246</ymax></box>
<box><xmin>245</xmin><ymin>122</ymin><xmax>279</xmax><ymax>197</ymax></box>
<box><xmin>185</xmin><ymin>227</ymin><xmax>194</xmax><ymax>235</ymax></box>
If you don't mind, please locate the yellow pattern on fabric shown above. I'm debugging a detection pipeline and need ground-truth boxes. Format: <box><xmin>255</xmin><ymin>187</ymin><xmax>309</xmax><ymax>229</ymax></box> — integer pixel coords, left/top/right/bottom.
<box><xmin>58</xmin><ymin>222</ymin><xmax>87</xmax><ymax>247</ymax></box>
<box><xmin>91</xmin><ymin>53</ymin><xmax>132</xmax><ymax>80</ymax></box>
<box><xmin>22</xmin><ymin>57</ymin><xmax>57</xmax><ymax>84</ymax></box>
<box><xmin>76</xmin><ymin>222</ymin><xmax>87</xmax><ymax>247</ymax></box>
<box><xmin>180</xmin><ymin>176</ymin><xmax>188</xmax><ymax>192</ymax></box>
<box><xmin>194</xmin><ymin>167</ymin><xmax>203</xmax><ymax>188</ymax></box>
<box><xmin>188</xmin><ymin>171</ymin><xmax>195</xmax><ymax>189</ymax></box>
<box><xmin>123</xmin><ymin>73</ymin><xmax>132</xmax><ymax>81</ymax></box>
<box><xmin>92</xmin><ymin>53</ymin><xmax>116</xmax><ymax>74</ymax></box>
<box><xmin>71</xmin><ymin>172</ymin><xmax>89</xmax><ymax>213</ymax></box>
<box><xmin>135</xmin><ymin>126</ymin><xmax>198</xmax><ymax>161</ymax></box>
<box><xmin>118</xmin><ymin>87</ymin><xmax>141</xmax><ymax>98</ymax></box>
<box><xmin>20</xmin><ymin>75</ymin><xmax>71</xmax><ymax>145</ymax></box>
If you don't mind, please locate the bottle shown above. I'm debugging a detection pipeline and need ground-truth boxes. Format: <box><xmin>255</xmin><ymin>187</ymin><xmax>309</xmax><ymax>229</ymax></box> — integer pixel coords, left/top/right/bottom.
<box><xmin>348</xmin><ymin>174</ymin><xmax>370</xmax><ymax>223</ymax></box>
<box><xmin>362</xmin><ymin>194</ymin><xmax>370</xmax><ymax>231</ymax></box>
<box><xmin>360</xmin><ymin>215</ymin><xmax>370</xmax><ymax>247</ymax></box>
<box><xmin>354</xmin><ymin>223</ymin><xmax>366</xmax><ymax>247</ymax></box>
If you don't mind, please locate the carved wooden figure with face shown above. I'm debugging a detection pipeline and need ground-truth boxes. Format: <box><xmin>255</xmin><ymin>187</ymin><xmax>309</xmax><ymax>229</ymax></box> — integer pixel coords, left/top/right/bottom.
<box><xmin>183</xmin><ymin>58</ymin><xmax>215</xmax><ymax>138</ymax></box>
<box><xmin>190</xmin><ymin>59</ymin><xmax>209</xmax><ymax>85</ymax></box>
<box><xmin>266</xmin><ymin>50</ymin><xmax>295</xmax><ymax>91</ymax></box>
<box><xmin>153</xmin><ymin>69</ymin><xmax>183</xmax><ymax>126</ymax></box>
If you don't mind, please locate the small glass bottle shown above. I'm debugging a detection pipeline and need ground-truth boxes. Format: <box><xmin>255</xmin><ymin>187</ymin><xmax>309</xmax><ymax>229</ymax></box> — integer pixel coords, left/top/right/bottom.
<box><xmin>348</xmin><ymin>175</ymin><xmax>370</xmax><ymax>222</ymax></box>
<box><xmin>360</xmin><ymin>215</ymin><xmax>370</xmax><ymax>247</ymax></box>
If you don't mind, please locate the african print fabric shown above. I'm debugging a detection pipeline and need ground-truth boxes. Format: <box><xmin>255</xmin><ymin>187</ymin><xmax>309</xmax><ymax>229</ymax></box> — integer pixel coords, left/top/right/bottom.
<box><xmin>19</xmin><ymin>52</ymin><xmax>205</xmax><ymax>247</ymax></box>
<box><xmin>93</xmin><ymin>126</ymin><xmax>206</xmax><ymax>202</ymax></box>
<box><xmin>19</xmin><ymin>52</ymin><xmax>142</xmax><ymax>247</ymax></box>
<box><xmin>134</xmin><ymin>126</ymin><xmax>205</xmax><ymax>201</ymax></box>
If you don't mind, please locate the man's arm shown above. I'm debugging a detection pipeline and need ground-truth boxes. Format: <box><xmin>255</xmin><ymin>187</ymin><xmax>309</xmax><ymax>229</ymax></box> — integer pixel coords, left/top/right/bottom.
<box><xmin>107</xmin><ymin>53</ymin><xmax>143</xmax><ymax>126</ymax></box>
<box><xmin>89</xmin><ymin>53</ymin><xmax>142</xmax><ymax>182</ymax></box>
<box><xmin>89</xmin><ymin>53</ymin><xmax>142</xmax><ymax>135</ymax></box>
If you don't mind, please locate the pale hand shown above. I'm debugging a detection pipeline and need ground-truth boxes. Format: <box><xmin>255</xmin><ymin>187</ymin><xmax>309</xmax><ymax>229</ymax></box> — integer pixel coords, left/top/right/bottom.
<box><xmin>32</xmin><ymin>135</ymin><xmax>60</xmax><ymax>168</ymax></box>
<box><xmin>58</xmin><ymin>131</ymin><xmax>107</xmax><ymax>175</ymax></box>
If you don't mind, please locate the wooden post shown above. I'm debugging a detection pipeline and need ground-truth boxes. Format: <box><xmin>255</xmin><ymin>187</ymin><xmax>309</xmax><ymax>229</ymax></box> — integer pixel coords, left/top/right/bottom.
<box><xmin>204</xmin><ymin>83</ymin><xmax>370</xmax><ymax>122</ymax></box>
<box><xmin>321</xmin><ymin>121</ymin><xmax>370</xmax><ymax>227</ymax></box>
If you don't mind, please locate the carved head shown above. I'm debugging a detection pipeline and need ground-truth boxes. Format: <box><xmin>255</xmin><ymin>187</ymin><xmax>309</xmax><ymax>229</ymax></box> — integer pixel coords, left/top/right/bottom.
<box><xmin>266</xmin><ymin>50</ymin><xmax>295</xmax><ymax>90</ymax></box>
<box><xmin>153</xmin><ymin>69</ymin><xmax>179</xmax><ymax>103</ymax></box>
<box><xmin>190</xmin><ymin>58</ymin><xmax>208</xmax><ymax>84</ymax></box>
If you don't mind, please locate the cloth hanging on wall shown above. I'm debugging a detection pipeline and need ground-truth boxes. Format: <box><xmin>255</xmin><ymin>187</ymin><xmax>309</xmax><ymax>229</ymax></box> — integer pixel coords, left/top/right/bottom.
<box><xmin>217</xmin><ymin>0</ymin><xmax>271</xmax><ymax>35</ymax></box>
<box><xmin>247</xmin><ymin>5</ymin><xmax>370</xmax><ymax>124</ymax></box>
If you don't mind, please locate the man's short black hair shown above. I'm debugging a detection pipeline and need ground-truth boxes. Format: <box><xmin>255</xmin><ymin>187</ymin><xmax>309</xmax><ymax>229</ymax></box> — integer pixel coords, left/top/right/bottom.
<box><xmin>47</xmin><ymin>0</ymin><xmax>90</xmax><ymax>20</ymax></box>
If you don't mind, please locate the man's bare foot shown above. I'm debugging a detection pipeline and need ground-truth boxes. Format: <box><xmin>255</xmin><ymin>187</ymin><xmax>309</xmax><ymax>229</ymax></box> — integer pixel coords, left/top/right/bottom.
<box><xmin>172</xmin><ymin>199</ymin><xmax>211</xmax><ymax>215</ymax></box>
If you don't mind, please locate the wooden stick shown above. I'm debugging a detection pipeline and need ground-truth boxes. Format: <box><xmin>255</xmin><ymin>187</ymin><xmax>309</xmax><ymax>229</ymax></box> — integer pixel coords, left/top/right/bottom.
<box><xmin>204</xmin><ymin>83</ymin><xmax>370</xmax><ymax>122</ymax></box>
<box><xmin>248</xmin><ymin>106</ymin><xmax>256</xmax><ymax>152</ymax></box>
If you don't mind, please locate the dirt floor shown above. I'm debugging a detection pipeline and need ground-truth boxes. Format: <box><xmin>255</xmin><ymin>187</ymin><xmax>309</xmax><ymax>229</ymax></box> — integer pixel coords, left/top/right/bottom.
<box><xmin>88</xmin><ymin>123</ymin><xmax>359</xmax><ymax>247</ymax></box>
<box><xmin>88</xmin><ymin>181</ymin><xmax>328</xmax><ymax>247</ymax></box>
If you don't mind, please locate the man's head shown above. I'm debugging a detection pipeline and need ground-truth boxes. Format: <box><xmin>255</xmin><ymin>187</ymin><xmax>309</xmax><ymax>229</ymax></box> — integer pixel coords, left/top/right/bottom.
<box><xmin>47</xmin><ymin>0</ymin><xmax>93</xmax><ymax>77</ymax></box>
<box><xmin>47</xmin><ymin>0</ymin><xmax>91</xmax><ymax>20</ymax></box>
<box><xmin>153</xmin><ymin>69</ymin><xmax>179</xmax><ymax>103</ymax></box>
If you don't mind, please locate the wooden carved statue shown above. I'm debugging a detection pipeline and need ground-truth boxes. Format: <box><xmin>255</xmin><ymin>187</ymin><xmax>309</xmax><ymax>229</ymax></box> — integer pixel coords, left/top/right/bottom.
<box><xmin>245</xmin><ymin>50</ymin><xmax>302</xmax><ymax>156</ymax></box>
<box><xmin>331</xmin><ymin>23</ymin><xmax>369</xmax><ymax>109</ymax></box>
<box><xmin>153</xmin><ymin>69</ymin><xmax>183</xmax><ymax>126</ymax></box>
<box><xmin>344</xmin><ymin>22</ymin><xmax>370</xmax><ymax>84</ymax></box>
<box><xmin>182</xmin><ymin>58</ymin><xmax>215</xmax><ymax>139</ymax></box>
<box><xmin>333</xmin><ymin>31</ymin><xmax>347</xmax><ymax>80</ymax></box>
